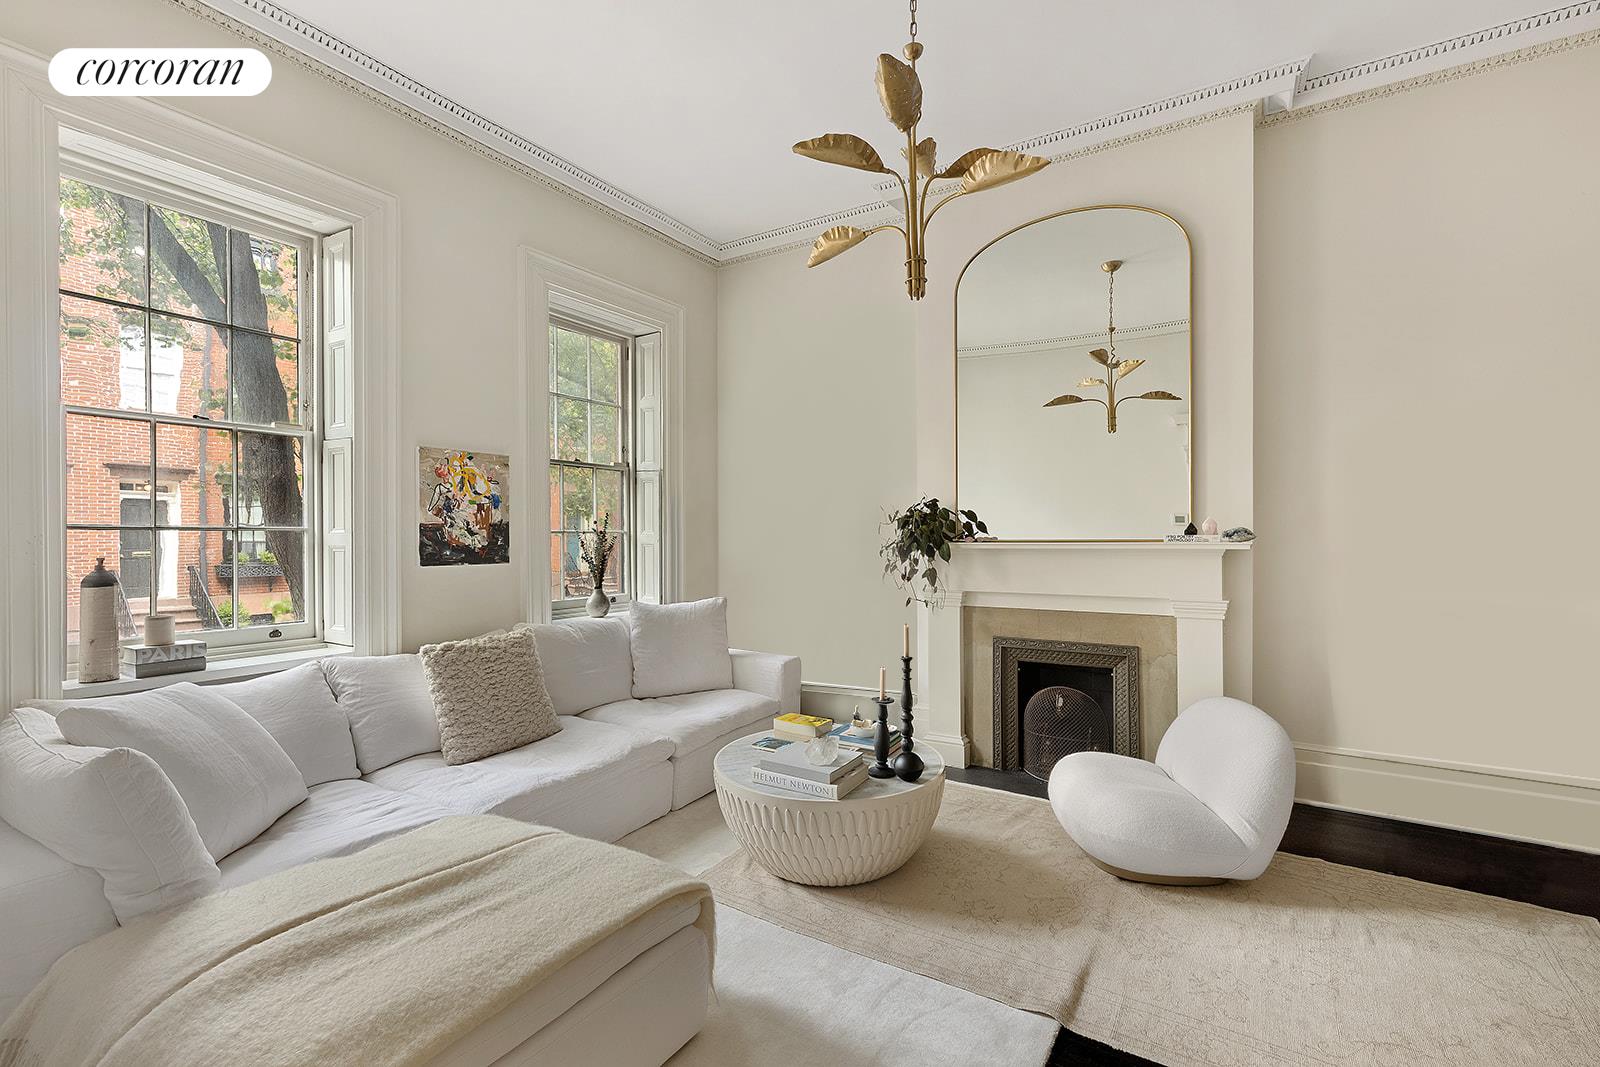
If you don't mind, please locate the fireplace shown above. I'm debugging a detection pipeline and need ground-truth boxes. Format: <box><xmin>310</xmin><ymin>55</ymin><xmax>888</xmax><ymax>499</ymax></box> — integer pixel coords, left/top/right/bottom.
<box><xmin>992</xmin><ymin>636</ymin><xmax>1140</xmax><ymax>777</ymax></box>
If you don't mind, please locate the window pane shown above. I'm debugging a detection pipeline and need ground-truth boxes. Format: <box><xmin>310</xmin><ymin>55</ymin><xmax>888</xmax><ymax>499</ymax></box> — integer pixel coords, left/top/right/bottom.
<box><xmin>553</xmin><ymin>327</ymin><xmax>587</xmax><ymax>396</ymax></box>
<box><xmin>594</xmin><ymin>468</ymin><xmax>623</xmax><ymax>531</ymax></box>
<box><xmin>171</xmin><ymin>529</ymin><xmax>233</xmax><ymax>633</ymax></box>
<box><xmin>590</xmin><ymin>404</ymin><xmax>620</xmax><ymax>466</ymax></box>
<box><xmin>67</xmin><ymin>413</ymin><xmax>150</xmax><ymax>525</ymax></box>
<box><xmin>149</xmin><ymin>205</ymin><xmax>227</xmax><ymax>322</ymax></box>
<box><xmin>548</xmin><ymin>465</ymin><xmax>561</xmax><ymax>533</ymax></box>
<box><xmin>67</xmin><ymin>527</ymin><xmax>142</xmax><ymax>658</ymax></box>
<box><xmin>559</xmin><ymin>532</ymin><xmax>589</xmax><ymax>598</ymax></box>
<box><xmin>602</xmin><ymin>534</ymin><xmax>624</xmax><ymax>596</ymax></box>
<box><xmin>235</xmin><ymin>532</ymin><xmax>304</xmax><ymax>626</ymax></box>
<box><xmin>590</xmin><ymin>337</ymin><xmax>620</xmax><ymax>404</ymax></box>
<box><xmin>149</xmin><ymin>313</ymin><xmax>228</xmax><ymax>418</ymax></box>
<box><xmin>61</xmin><ymin>295</ymin><xmax>145</xmax><ymax>412</ymax></box>
<box><xmin>229</xmin><ymin>231</ymin><xmax>298</xmax><ymax>337</ymax></box>
<box><xmin>239</xmin><ymin>433</ymin><xmax>304</xmax><ymax>527</ymax></box>
<box><xmin>232</xmin><ymin>333</ymin><xmax>300</xmax><ymax>427</ymax></box>
<box><xmin>554</xmin><ymin>397</ymin><xmax>588</xmax><ymax>462</ymax></box>
<box><xmin>154</xmin><ymin>424</ymin><xmax>234</xmax><ymax>527</ymax></box>
<box><xmin>59</xmin><ymin>177</ymin><xmax>146</xmax><ymax>305</ymax></box>
<box><xmin>560</xmin><ymin>466</ymin><xmax>594</xmax><ymax>532</ymax></box>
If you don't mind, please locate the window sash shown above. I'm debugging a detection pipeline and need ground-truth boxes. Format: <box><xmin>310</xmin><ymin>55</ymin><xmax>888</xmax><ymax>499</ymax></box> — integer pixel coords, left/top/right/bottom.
<box><xmin>549</xmin><ymin>318</ymin><xmax>631</xmax><ymax>611</ymax></box>
<box><xmin>58</xmin><ymin>172</ymin><xmax>320</xmax><ymax>660</ymax></box>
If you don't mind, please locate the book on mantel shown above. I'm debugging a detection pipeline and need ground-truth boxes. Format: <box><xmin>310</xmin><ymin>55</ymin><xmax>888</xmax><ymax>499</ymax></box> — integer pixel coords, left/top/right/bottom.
<box><xmin>751</xmin><ymin>761</ymin><xmax>870</xmax><ymax>800</ymax></box>
<box><xmin>758</xmin><ymin>743</ymin><xmax>864</xmax><ymax>785</ymax></box>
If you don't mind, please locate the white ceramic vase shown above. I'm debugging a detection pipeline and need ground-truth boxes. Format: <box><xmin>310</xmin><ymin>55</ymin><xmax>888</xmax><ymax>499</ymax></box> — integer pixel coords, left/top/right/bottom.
<box><xmin>585</xmin><ymin>588</ymin><xmax>610</xmax><ymax>618</ymax></box>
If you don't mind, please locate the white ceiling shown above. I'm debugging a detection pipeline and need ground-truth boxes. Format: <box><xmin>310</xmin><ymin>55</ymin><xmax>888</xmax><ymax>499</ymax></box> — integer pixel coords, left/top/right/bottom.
<box><xmin>257</xmin><ymin>1</ymin><xmax>1583</xmax><ymax>246</ymax></box>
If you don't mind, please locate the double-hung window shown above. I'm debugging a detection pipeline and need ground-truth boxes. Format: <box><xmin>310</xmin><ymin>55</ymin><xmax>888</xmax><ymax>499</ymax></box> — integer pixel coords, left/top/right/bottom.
<box><xmin>549</xmin><ymin>319</ymin><xmax>631</xmax><ymax>613</ymax></box>
<box><xmin>59</xmin><ymin>174</ymin><xmax>319</xmax><ymax>659</ymax></box>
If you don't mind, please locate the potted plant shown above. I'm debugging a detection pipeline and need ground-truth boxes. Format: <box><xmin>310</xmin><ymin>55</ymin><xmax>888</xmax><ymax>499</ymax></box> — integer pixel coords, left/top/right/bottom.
<box><xmin>881</xmin><ymin>497</ymin><xmax>988</xmax><ymax>607</ymax></box>
<box><xmin>580</xmin><ymin>513</ymin><xmax>617</xmax><ymax>617</ymax></box>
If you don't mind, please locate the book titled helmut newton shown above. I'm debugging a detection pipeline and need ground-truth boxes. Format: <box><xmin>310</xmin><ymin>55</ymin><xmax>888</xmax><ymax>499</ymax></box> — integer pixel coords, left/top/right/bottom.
<box><xmin>751</xmin><ymin>761</ymin><xmax>869</xmax><ymax>800</ymax></box>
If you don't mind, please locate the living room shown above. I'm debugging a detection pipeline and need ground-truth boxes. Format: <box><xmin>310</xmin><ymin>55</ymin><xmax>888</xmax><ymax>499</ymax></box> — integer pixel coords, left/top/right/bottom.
<box><xmin>1</xmin><ymin>1</ymin><xmax>1596</xmax><ymax>1064</ymax></box>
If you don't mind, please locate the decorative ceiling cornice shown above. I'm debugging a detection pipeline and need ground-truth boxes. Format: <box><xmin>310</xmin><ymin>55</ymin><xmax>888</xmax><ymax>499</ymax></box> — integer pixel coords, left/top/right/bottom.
<box><xmin>175</xmin><ymin>0</ymin><xmax>1600</xmax><ymax>267</ymax></box>
<box><xmin>959</xmin><ymin>319</ymin><xmax>1191</xmax><ymax>359</ymax></box>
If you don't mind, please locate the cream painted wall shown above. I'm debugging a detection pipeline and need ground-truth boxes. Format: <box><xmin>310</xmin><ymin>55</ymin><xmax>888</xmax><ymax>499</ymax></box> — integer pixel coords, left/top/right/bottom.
<box><xmin>1</xmin><ymin>0</ymin><xmax>719</xmax><ymax>652</ymax></box>
<box><xmin>716</xmin><ymin>240</ymin><xmax>915</xmax><ymax>689</ymax></box>
<box><xmin>1255</xmin><ymin>42</ymin><xmax>1600</xmax><ymax>848</ymax></box>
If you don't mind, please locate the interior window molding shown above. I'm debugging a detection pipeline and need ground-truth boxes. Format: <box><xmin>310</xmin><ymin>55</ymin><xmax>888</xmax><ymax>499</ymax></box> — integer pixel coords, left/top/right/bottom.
<box><xmin>519</xmin><ymin>248</ymin><xmax>687</xmax><ymax>624</ymax></box>
<box><xmin>0</xmin><ymin>45</ymin><xmax>401</xmax><ymax>705</ymax></box>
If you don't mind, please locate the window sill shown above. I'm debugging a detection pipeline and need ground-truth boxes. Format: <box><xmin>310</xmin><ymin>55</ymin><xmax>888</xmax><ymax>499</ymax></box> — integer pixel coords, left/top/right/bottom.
<box><xmin>60</xmin><ymin>643</ymin><xmax>352</xmax><ymax>699</ymax></box>
<box><xmin>550</xmin><ymin>601</ymin><xmax>631</xmax><ymax>622</ymax></box>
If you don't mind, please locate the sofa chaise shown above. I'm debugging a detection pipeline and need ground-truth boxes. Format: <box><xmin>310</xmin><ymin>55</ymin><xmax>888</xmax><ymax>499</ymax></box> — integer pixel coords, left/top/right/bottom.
<box><xmin>0</xmin><ymin>606</ymin><xmax>799</xmax><ymax>1064</ymax></box>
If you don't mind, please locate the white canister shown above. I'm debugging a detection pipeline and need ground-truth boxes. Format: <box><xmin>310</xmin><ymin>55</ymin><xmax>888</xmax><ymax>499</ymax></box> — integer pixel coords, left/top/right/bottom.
<box><xmin>143</xmin><ymin>613</ymin><xmax>176</xmax><ymax>647</ymax></box>
<box><xmin>78</xmin><ymin>557</ymin><xmax>121</xmax><ymax>683</ymax></box>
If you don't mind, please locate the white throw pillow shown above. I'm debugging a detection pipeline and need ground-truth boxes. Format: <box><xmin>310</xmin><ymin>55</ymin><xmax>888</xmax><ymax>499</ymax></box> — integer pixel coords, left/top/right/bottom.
<box><xmin>521</xmin><ymin>618</ymin><xmax>633</xmax><ymax>715</ymax></box>
<box><xmin>321</xmin><ymin>654</ymin><xmax>442</xmax><ymax>773</ymax></box>
<box><xmin>0</xmin><ymin>709</ymin><xmax>219</xmax><ymax>922</ymax></box>
<box><xmin>56</xmin><ymin>684</ymin><xmax>308</xmax><ymax>861</ymax></box>
<box><xmin>208</xmin><ymin>662</ymin><xmax>358</xmax><ymax>787</ymax></box>
<box><xmin>627</xmin><ymin>597</ymin><xmax>734</xmax><ymax>699</ymax></box>
<box><xmin>421</xmin><ymin>628</ymin><xmax>562</xmax><ymax>765</ymax></box>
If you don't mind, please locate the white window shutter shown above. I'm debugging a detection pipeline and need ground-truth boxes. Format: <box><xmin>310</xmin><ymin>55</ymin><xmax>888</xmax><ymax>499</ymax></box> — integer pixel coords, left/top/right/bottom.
<box><xmin>633</xmin><ymin>332</ymin><xmax>664</xmax><ymax>604</ymax></box>
<box><xmin>321</xmin><ymin>230</ymin><xmax>354</xmax><ymax>645</ymax></box>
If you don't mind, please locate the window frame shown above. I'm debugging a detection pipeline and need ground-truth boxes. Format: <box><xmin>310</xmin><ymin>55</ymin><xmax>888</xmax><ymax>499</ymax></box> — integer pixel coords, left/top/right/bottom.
<box><xmin>57</xmin><ymin>161</ymin><xmax>324</xmax><ymax>661</ymax></box>
<box><xmin>549</xmin><ymin>315</ymin><xmax>634</xmax><ymax>616</ymax></box>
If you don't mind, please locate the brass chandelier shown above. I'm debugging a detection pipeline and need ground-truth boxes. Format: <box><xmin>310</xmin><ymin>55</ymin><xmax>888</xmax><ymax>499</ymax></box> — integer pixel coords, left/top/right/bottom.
<box><xmin>792</xmin><ymin>0</ymin><xmax>1051</xmax><ymax>299</ymax></box>
<box><xmin>1044</xmin><ymin>259</ymin><xmax>1181</xmax><ymax>433</ymax></box>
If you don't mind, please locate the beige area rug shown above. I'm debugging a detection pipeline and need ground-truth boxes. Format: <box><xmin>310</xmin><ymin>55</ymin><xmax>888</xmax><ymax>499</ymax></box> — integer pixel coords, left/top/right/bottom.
<box><xmin>704</xmin><ymin>781</ymin><xmax>1600</xmax><ymax>1066</ymax></box>
<box><xmin>614</xmin><ymin>796</ymin><xmax>1059</xmax><ymax>1066</ymax></box>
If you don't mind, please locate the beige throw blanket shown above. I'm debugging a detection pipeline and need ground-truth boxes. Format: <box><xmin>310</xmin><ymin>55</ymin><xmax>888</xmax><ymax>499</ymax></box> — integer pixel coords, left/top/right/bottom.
<box><xmin>0</xmin><ymin>816</ymin><xmax>713</xmax><ymax>1067</ymax></box>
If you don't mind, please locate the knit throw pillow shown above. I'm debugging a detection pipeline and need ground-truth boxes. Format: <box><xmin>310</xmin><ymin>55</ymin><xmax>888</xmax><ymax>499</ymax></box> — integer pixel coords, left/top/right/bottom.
<box><xmin>419</xmin><ymin>628</ymin><xmax>561</xmax><ymax>765</ymax></box>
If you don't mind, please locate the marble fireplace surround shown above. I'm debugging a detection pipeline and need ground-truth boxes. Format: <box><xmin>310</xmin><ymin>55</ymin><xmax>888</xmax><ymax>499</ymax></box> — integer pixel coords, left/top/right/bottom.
<box><xmin>915</xmin><ymin>541</ymin><xmax>1250</xmax><ymax>768</ymax></box>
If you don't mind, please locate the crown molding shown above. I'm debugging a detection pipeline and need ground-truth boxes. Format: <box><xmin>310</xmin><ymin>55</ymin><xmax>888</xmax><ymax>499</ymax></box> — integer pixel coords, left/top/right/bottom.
<box><xmin>174</xmin><ymin>1</ymin><xmax>1600</xmax><ymax>267</ymax></box>
<box><xmin>958</xmin><ymin>319</ymin><xmax>1191</xmax><ymax>360</ymax></box>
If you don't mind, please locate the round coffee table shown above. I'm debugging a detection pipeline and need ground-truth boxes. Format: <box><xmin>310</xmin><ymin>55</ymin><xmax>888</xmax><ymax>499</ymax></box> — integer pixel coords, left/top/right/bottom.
<box><xmin>713</xmin><ymin>731</ymin><xmax>946</xmax><ymax>886</ymax></box>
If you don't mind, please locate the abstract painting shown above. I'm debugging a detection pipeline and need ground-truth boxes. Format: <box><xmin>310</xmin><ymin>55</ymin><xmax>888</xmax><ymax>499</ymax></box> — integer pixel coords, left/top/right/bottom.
<box><xmin>418</xmin><ymin>447</ymin><xmax>510</xmax><ymax>566</ymax></box>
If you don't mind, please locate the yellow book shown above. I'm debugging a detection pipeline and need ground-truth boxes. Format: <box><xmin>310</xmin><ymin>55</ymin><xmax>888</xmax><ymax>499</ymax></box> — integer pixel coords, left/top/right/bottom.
<box><xmin>773</xmin><ymin>713</ymin><xmax>834</xmax><ymax>738</ymax></box>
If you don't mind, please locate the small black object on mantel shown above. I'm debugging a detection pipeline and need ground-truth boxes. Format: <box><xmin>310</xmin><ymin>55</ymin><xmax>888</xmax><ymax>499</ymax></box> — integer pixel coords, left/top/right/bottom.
<box><xmin>869</xmin><ymin>696</ymin><xmax>897</xmax><ymax>779</ymax></box>
<box><xmin>1183</xmin><ymin>521</ymin><xmax>1199</xmax><ymax>536</ymax></box>
<box><xmin>893</xmin><ymin>654</ymin><xmax>924</xmax><ymax>782</ymax></box>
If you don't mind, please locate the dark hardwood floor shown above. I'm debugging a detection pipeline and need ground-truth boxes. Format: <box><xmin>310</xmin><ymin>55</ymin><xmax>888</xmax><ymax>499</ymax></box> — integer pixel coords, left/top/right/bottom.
<box><xmin>944</xmin><ymin>765</ymin><xmax>1600</xmax><ymax>1066</ymax></box>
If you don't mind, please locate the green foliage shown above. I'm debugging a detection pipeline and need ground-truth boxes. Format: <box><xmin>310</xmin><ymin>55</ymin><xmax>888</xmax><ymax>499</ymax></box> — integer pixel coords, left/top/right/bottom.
<box><xmin>214</xmin><ymin>600</ymin><xmax>234</xmax><ymax>626</ymax></box>
<box><xmin>268</xmin><ymin>598</ymin><xmax>294</xmax><ymax>620</ymax></box>
<box><xmin>257</xmin><ymin>548</ymin><xmax>278</xmax><ymax>565</ymax></box>
<box><xmin>880</xmin><ymin>497</ymin><xmax>989</xmax><ymax>608</ymax></box>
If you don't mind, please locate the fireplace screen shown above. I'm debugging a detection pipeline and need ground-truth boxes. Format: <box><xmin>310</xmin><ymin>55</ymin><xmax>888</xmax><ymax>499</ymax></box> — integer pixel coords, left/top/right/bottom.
<box><xmin>1022</xmin><ymin>686</ymin><xmax>1111</xmax><ymax>780</ymax></box>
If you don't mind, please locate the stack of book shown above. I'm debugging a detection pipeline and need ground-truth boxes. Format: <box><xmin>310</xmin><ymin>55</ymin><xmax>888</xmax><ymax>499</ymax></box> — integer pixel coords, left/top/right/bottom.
<box><xmin>751</xmin><ymin>743</ymin><xmax>868</xmax><ymax>800</ymax></box>
<box><xmin>770</xmin><ymin>713</ymin><xmax>837</xmax><ymax>741</ymax></box>
<box><xmin>825</xmin><ymin>720</ymin><xmax>901</xmax><ymax>759</ymax></box>
<box><xmin>120</xmin><ymin>640</ymin><xmax>207</xmax><ymax>679</ymax></box>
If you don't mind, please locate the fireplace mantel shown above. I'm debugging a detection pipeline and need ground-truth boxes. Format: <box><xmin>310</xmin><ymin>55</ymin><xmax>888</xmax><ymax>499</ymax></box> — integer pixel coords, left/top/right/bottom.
<box><xmin>914</xmin><ymin>541</ymin><xmax>1250</xmax><ymax>768</ymax></box>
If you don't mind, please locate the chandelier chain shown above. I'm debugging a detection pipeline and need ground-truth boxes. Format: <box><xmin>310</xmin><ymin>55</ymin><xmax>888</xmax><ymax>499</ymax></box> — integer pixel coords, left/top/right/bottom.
<box><xmin>1106</xmin><ymin>266</ymin><xmax>1117</xmax><ymax>358</ymax></box>
<box><xmin>908</xmin><ymin>0</ymin><xmax>918</xmax><ymax>43</ymax></box>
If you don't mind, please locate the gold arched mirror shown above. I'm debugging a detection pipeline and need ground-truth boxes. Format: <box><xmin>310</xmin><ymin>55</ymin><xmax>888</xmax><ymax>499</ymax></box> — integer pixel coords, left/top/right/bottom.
<box><xmin>955</xmin><ymin>206</ymin><xmax>1192</xmax><ymax>541</ymax></box>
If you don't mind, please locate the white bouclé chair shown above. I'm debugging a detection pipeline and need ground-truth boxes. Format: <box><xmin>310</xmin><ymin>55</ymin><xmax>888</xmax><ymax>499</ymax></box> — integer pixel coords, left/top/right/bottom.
<box><xmin>1047</xmin><ymin>697</ymin><xmax>1296</xmax><ymax>885</ymax></box>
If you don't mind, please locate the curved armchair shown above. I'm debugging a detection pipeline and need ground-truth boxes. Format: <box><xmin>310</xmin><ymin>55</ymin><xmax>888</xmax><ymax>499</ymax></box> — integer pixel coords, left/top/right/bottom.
<box><xmin>1047</xmin><ymin>697</ymin><xmax>1295</xmax><ymax>885</ymax></box>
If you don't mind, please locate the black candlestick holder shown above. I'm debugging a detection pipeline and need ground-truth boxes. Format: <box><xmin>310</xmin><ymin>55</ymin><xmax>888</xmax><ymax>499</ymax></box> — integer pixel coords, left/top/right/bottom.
<box><xmin>892</xmin><ymin>654</ymin><xmax>925</xmax><ymax>782</ymax></box>
<box><xmin>869</xmin><ymin>696</ymin><xmax>896</xmax><ymax>778</ymax></box>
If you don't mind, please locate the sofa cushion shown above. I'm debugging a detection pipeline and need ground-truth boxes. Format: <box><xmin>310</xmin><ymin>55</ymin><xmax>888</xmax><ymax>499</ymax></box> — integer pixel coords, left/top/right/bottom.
<box><xmin>56</xmin><ymin>683</ymin><xmax>308</xmax><ymax>861</ymax></box>
<box><xmin>627</xmin><ymin>597</ymin><xmax>733</xmax><ymax>699</ymax></box>
<box><xmin>422</xmin><ymin>628</ymin><xmax>561</xmax><ymax>765</ymax></box>
<box><xmin>364</xmin><ymin>716</ymin><xmax>673</xmax><ymax>825</ymax></box>
<box><xmin>207</xmin><ymin>662</ymin><xmax>358</xmax><ymax>787</ymax></box>
<box><xmin>217</xmin><ymin>780</ymin><xmax>457</xmax><ymax>889</ymax></box>
<box><xmin>0</xmin><ymin>709</ymin><xmax>219</xmax><ymax>921</ymax></box>
<box><xmin>521</xmin><ymin>618</ymin><xmax>633</xmax><ymax>715</ymax></box>
<box><xmin>322</xmin><ymin>654</ymin><xmax>441</xmax><ymax>773</ymax></box>
<box><xmin>0</xmin><ymin>822</ymin><xmax>118</xmax><ymax>1023</ymax></box>
<box><xmin>581</xmin><ymin>689</ymin><xmax>778</xmax><ymax>759</ymax></box>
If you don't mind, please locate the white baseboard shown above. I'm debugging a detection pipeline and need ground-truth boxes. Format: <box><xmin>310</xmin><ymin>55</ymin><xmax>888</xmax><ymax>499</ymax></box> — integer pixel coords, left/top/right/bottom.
<box><xmin>1294</xmin><ymin>744</ymin><xmax>1600</xmax><ymax>854</ymax></box>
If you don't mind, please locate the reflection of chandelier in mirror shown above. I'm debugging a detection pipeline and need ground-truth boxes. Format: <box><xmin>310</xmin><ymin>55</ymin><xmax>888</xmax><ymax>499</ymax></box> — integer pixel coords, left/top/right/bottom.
<box><xmin>791</xmin><ymin>0</ymin><xmax>1051</xmax><ymax>300</ymax></box>
<box><xmin>1044</xmin><ymin>259</ymin><xmax>1182</xmax><ymax>433</ymax></box>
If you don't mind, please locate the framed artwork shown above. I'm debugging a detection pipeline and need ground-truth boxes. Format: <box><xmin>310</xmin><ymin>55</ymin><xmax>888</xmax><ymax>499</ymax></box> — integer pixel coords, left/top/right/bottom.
<box><xmin>418</xmin><ymin>446</ymin><xmax>510</xmax><ymax>566</ymax></box>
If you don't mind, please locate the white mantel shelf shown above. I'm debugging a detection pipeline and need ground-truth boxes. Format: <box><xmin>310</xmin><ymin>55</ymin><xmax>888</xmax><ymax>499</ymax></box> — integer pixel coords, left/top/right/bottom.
<box><xmin>915</xmin><ymin>538</ymin><xmax>1248</xmax><ymax>768</ymax></box>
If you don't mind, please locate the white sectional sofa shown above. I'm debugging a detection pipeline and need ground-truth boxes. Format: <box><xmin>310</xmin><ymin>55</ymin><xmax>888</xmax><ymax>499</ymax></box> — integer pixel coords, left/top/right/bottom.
<box><xmin>0</xmin><ymin>611</ymin><xmax>799</xmax><ymax>1061</ymax></box>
